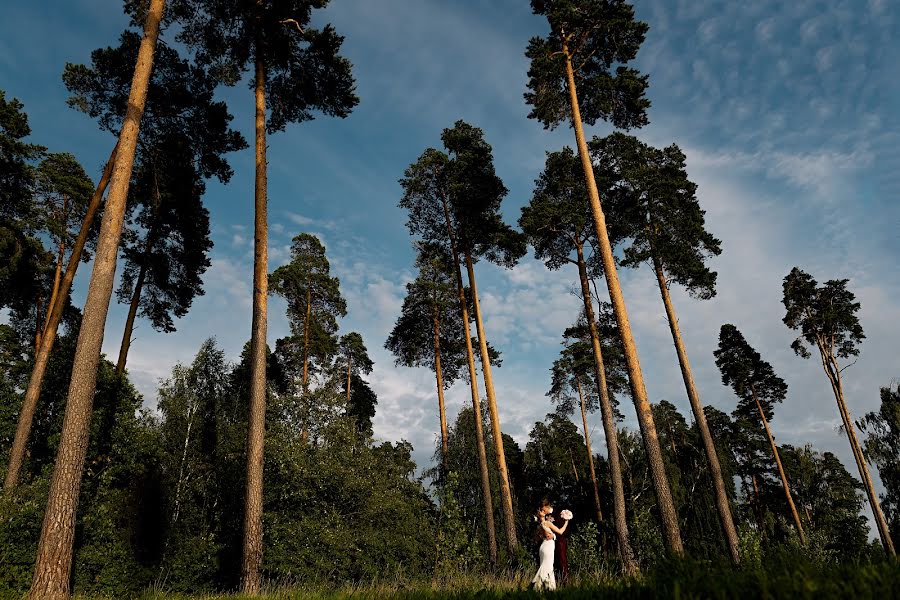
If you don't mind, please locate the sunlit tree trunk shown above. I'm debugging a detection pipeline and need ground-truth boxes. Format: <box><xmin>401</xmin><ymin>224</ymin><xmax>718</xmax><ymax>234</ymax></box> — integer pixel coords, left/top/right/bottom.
<box><xmin>240</xmin><ymin>48</ymin><xmax>269</xmax><ymax>595</ymax></box>
<box><xmin>818</xmin><ymin>344</ymin><xmax>895</xmax><ymax>556</ymax></box>
<box><xmin>27</xmin><ymin>1</ymin><xmax>165</xmax><ymax>596</ymax></box>
<box><xmin>574</xmin><ymin>240</ymin><xmax>638</xmax><ymax>574</ymax></box>
<box><xmin>751</xmin><ymin>386</ymin><xmax>805</xmax><ymax>544</ymax></box>
<box><xmin>440</xmin><ymin>195</ymin><xmax>497</xmax><ymax>564</ymax></box>
<box><xmin>433</xmin><ymin>313</ymin><xmax>449</xmax><ymax>468</ymax></box>
<box><xmin>3</xmin><ymin>142</ymin><xmax>117</xmax><ymax>491</ymax></box>
<box><xmin>43</xmin><ymin>196</ymin><xmax>68</xmax><ymax>337</ymax></box>
<box><xmin>563</xmin><ymin>46</ymin><xmax>683</xmax><ymax>555</ymax></box>
<box><xmin>302</xmin><ymin>287</ymin><xmax>311</xmax><ymax>392</ymax></box>
<box><xmin>652</xmin><ymin>257</ymin><xmax>740</xmax><ymax>564</ymax></box>
<box><xmin>463</xmin><ymin>252</ymin><xmax>519</xmax><ymax>554</ymax></box>
<box><xmin>575</xmin><ymin>377</ymin><xmax>602</xmax><ymax>521</ymax></box>
<box><xmin>116</xmin><ymin>230</ymin><xmax>155</xmax><ymax>376</ymax></box>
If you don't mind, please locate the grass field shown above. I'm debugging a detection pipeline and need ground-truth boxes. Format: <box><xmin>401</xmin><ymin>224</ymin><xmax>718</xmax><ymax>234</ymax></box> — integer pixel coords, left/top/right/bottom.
<box><xmin>4</xmin><ymin>558</ymin><xmax>884</xmax><ymax>600</ymax></box>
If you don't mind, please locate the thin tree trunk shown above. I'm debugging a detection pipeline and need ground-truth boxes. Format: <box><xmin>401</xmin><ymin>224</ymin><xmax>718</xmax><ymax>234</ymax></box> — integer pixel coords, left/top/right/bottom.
<box><xmin>751</xmin><ymin>474</ymin><xmax>763</xmax><ymax>531</ymax></box>
<box><xmin>821</xmin><ymin>351</ymin><xmax>895</xmax><ymax>556</ymax></box>
<box><xmin>346</xmin><ymin>355</ymin><xmax>352</xmax><ymax>405</ymax></box>
<box><xmin>652</xmin><ymin>258</ymin><xmax>740</xmax><ymax>564</ymax></box>
<box><xmin>464</xmin><ymin>252</ymin><xmax>519</xmax><ymax>555</ymax></box>
<box><xmin>302</xmin><ymin>288</ymin><xmax>311</xmax><ymax>392</ymax></box>
<box><xmin>574</xmin><ymin>242</ymin><xmax>638</xmax><ymax>574</ymax></box>
<box><xmin>439</xmin><ymin>194</ymin><xmax>497</xmax><ymax>564</ymax></box>
<box><xmin>3</xmin><ymin>142</ymin><xmax>117</xmax><ymax>491</ymax></box>
<box><xmin>576</xmin><ymin>377</ymin><xmax>603</xmax><ymax>523</ymax></box>
<box><xmin>27</xmin><ymin>1</ymin><xmax>164</xmax><ymax>596</ymax></box>
<box><xmin>570</xmin><ymin>448</ymin><xmax>580</xmax><ymax>482</ymax></box>
<box><xmin>34</xmin><ymin>294</ymin><xmax>43</xmax><ymax>354</ymax></box>
<box><xmin>172</xmin><ymin>392</ymin><xmax>198</xmax><ymax>527</ymax></box>
<box><xmin>563</xmin><ymin>47</ymin><xmax>683</xmax><ymax>555</ymax></box>
<box><xmin>240</xmin><ymin>50</ymin><xmax>269</xmax><ymax>596</ymax></box>
<box><xmin>752</xmin><ymin>387</ymin><xmax>805</xmax><ymax>544</ymax></box>
<box><xmin>116</xmin><ymin>243</ymin><xmax>151</xmax><ymax>376</ymax></box>
<box><xmin>433</xmin><ymin>314</ymin><xmax>449</xmax><ymax>468</ymax></box>
<box><xmin>43</xmin><ymin>198</ymin><xmax>67</xmax><ymax>337</ymax></box>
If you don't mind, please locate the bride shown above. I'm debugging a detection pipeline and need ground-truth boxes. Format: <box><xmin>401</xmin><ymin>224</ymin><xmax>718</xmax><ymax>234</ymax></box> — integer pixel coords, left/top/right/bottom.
<box><xmin>531</xmin><ymin>499</ymin><xmax>569</xmax><ymax>590</ymax></box>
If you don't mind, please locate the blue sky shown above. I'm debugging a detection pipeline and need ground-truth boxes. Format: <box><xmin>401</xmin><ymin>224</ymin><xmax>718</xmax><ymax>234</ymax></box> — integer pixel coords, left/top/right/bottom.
<box><xmin>2</xmin><ymin>0</ymin><xmax>899</xmax><ymax>533</ymax></box>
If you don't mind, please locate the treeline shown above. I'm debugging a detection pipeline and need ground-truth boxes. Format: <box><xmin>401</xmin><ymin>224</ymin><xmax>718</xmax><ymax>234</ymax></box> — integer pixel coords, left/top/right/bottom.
<box><xmin>0</xmin><ymin>0</ymin><xmax>898</xmax><ymax>598</ymax></box>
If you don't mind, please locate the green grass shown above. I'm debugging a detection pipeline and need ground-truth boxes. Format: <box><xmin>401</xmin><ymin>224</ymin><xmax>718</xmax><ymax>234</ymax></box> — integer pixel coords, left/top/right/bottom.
<box><xmin>28</xmin><ymin>558</ymin><xmax>894</xmax><ymax>600</ymax></box>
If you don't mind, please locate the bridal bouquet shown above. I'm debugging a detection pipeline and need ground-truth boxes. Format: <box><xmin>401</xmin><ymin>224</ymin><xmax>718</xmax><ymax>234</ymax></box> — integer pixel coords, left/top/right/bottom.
<box><xmin>560</xmin><ymin>509</ymin><xmax>573</xmax><ymax>521</ymax></box>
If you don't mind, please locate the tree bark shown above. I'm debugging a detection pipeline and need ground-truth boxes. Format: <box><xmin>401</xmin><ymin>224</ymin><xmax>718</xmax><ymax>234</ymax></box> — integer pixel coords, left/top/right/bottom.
<box><xmin>464</xmin><ymin>252</ymin><xmax>519</xmax><ymax>555</ymax></box>
<box><xmin>752</xmin><ymin>387</ymin><xmax>805</xmax><ymax>544</ymax></box>
<box><xmin>440</xmin><ymin>194</ymin><xmax>497</xmax><ymax>565</ymax></box>
<box><xmin>3</xmin><ymin>142</ymin><xmax>117</xmax><ymax>491</ymax></box>
<box><xmin>750</xmin><ymin>473</ymin><xmax>763</xmax><ymax>531</ymax></box>
<box><xmin>27</xmin><ymin>1</ymin><xmax>164</xmax><ymax>596</ymax></box>
<box><xmin>576</xmin><ymin>378</ymin><xmax>602</xmax><ymax>522</ymax></box>
<box><xmin>346</xmin><ymin>355</ymin><xmax>352</xmax><ymax>405</ymax></box>
<box><xmin>820</xmin><ymin>350</ymin><xmax>895</xmax><ymax>556</ymax></box>
<box><xmin>652</xmin><ymin>258</ymin><xmax>740</xmax><ymax>564</ymax></box>
<box><xmin>116</xmin><ymin>232</ymin><xmax>154</xmax><ymax>376</ymax></box>
<box><xmin>34</xmin><ymin>294</ymin><xmax>43</xmax><ymax>355</ymax></box>
<box><xmin>574</xmin><ymin>242</ymin><xmax>638</xmax><ymax>574</ymax></box>
<box><xmin>301</xmin><ymin>288</ymin><xmax>311</xmax><ymax>393</ymax></box>
<box><xmin>563</xmin><ymin>48</ymin><xmax>683</xmax><ymax>555</ymax></box>
<box><xmin>240</xmin><ymin>50</ymin><xmax>269</xmax><ymax>596</ymax></box>
<box><xmin>43</xmin><ymin>196</ymin><xmax>67</xmax><ymax>337</ymax></box>
<box><xmin>433</xmin><ymin>314</ymin><xmax>450</xmax><ymax>468</ymax></box>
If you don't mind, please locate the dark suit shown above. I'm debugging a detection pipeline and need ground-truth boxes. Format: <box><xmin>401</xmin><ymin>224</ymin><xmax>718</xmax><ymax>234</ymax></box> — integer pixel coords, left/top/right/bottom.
<box><xmin>550</xmin><ymin>515</ymin><xmax>569</xmax><ymax>584</ymax></box>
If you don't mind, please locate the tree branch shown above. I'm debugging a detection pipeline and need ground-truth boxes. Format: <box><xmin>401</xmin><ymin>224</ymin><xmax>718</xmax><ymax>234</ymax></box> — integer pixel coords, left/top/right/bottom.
<box><xmin>280</xmin><ymin>19</ymin><xmax>305</xmax><ymax>35</ymax></box>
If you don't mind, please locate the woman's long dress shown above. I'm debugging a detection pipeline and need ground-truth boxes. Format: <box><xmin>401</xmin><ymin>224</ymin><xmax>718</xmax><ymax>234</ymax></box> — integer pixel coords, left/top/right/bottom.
<box><xmin>531</xmin><ymin>523</ymin><xmax>556</xmax><ymax>591</ymax></box>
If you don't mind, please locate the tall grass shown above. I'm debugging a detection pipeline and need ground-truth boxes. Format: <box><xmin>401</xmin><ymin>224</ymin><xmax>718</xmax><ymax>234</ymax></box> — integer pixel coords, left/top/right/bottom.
<box><xmin>47</xmin><ymin>556</ymin><xmax>899</xmax><ymax>600</ymax></box>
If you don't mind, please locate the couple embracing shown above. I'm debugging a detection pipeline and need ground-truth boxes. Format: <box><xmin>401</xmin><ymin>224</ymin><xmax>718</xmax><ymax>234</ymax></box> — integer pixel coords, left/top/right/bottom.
<box><xmin>531</xmin><ymin>499</ymin><xmax>573</xmax><ymax>590</ymax></box>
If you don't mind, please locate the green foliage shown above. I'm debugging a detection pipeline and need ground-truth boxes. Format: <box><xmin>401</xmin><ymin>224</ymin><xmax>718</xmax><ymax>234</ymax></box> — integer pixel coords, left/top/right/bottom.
<box><xmin>567</xmin><ymin>520</ymin><xmax>604</xmax><ymax>576</ymax></box>
<box><xmin>782</xmin><ymin>267</ymin><xmax>865</xmax><ymax>361</ymax></box>
<box><xmin>441</xmin><ymin>121</ymin><xmax>525</xmax><ymax>268</ymax></box>
<box><xmin>525</xmin><ymin>0</ymin><xmax>650</xmax><ymax>130</ymax></box>
<box><xmin>859</xmin><ymin>383</ymin><xmax>900</xmax><ymax>535</ymax></box>
<box><xmin>714</xmin><ymin>324</ymin><xmax>788</xmax><ymax>422</ymax></box>
<box><xmin>434</xmin><ymin>471</ymin><xmax>483</xmax><ymax>577</ymax></box>
<box><xmin>0</xmin><ymin>89</ymin><xmax>45</xmax><ymax>226</ymax></box>
<box><xmin>519</xmin><ymin>146</ymin><xmax>600</xmax><ymax>273</ymax></box>
<box><xmin>33</xmin><ymin>152</ymin><xmax>97</xmax><ymax>259</ymax></box>
<box><xmin>271</xmin><ymin>233</ymin><xmax>348</xmax><ymax>388</ymax></box>
<box><xmin>172</xmin><ymin>0</ymin><xmax>358</xmax><ymax>132</ymax></box>
<box><xmin>590</xmin><ymin>133</ymin><xmax>721</xmax><ymax>299</ymax></box>
<box><xmin>64</xmin><ymin>31</ymin><xmax>246</xmax><ymax>337</ymax></box>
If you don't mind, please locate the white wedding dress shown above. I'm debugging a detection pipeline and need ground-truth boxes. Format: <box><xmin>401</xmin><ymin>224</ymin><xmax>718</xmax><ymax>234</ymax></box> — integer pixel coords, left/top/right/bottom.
<box><xmin>531</xmin><ymin>522</ymin><xmax>556</xmax><ymax>591</ymax></box>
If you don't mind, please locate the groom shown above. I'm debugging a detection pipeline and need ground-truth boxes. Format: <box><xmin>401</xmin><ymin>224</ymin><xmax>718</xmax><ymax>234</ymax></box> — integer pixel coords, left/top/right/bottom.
<box><xmin>549</xmin><ymin>512</ymin><xmax>569</xmax><ymax>584</ymax></box>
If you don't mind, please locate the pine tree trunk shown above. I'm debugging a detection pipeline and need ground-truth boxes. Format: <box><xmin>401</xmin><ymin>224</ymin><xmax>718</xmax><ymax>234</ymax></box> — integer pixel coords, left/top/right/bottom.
<box><xmin>43</xmin><ymin>198</ymin><xmax>67</xmax><ymax>337</ymax></box>
<box><xmin>34</xmin><ymin>294</ymin><xmax>42</xmax><ymax>354</ymax></box>
<box><xmin>302</xmin><ymin>288</ymin><xmax>311</xmax><ymax>393</ymax></box>
<box><xmin>750</xmin><ymin>474</ymin><xmax>763</xmax><ymax>531</ymax></box>
<box><xmin>240</xmin><ymin>51</ymin><xmax>269</xmax><ymax>596</ymax></box>
<box><xmin>433</xmin><ymin>314</ymin><xmax>450</xmax><ymax>468</ymax></box>
<box><xmin>821</xmin><ymin>350</ymin><xmax>895</xmax><ymax>556</ymax></box>
<box><xmin>574</xmin><ymin>242</ymin><xmax>638</xmax><ymax>574</ymax></box>
<box><xmin>346</xmin><ymin>355</ymin><xmax>352</xmax><ymax>405</ymax></box>
<box><xmin>116</xmin><ymin>238</ymin><xmax>152</xmax><ymax>376</ymax></box>
<box><xmin>3</xmin><ymin>143</ymin><xmax>117</xmax><ymax>491</ymax></box>
<box><xmin>652</xmin><ymin>258</ymin><xmax>740</xmax><ymax>564</ymax></box>
<box><xmin>440</xmin><ymin>194</ymin><xmax>497</xmax><ymax>564</ymax></box>
<box><xmin>27</xmin><ymin>2</ymin><xmax>164</xmax><ymax>596</ymax></box>
<box><xmin>464</xmin><ymin>252</ymin><xmax>519</xmax><ymax>555</ymax></box>
<box><xmin>576</xmin><ymin>378</ymin><xmax>603</xmax><ymax>522</ymax></box>
<box><xmin>563</xmin><ymin>48</ymin><xmax>683</xmax><ymax>555</ymax></box>
<box><xmin>752</xmin><ymin>387</ymin><xmax>805</xmax><ymax>544</ymax></box>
